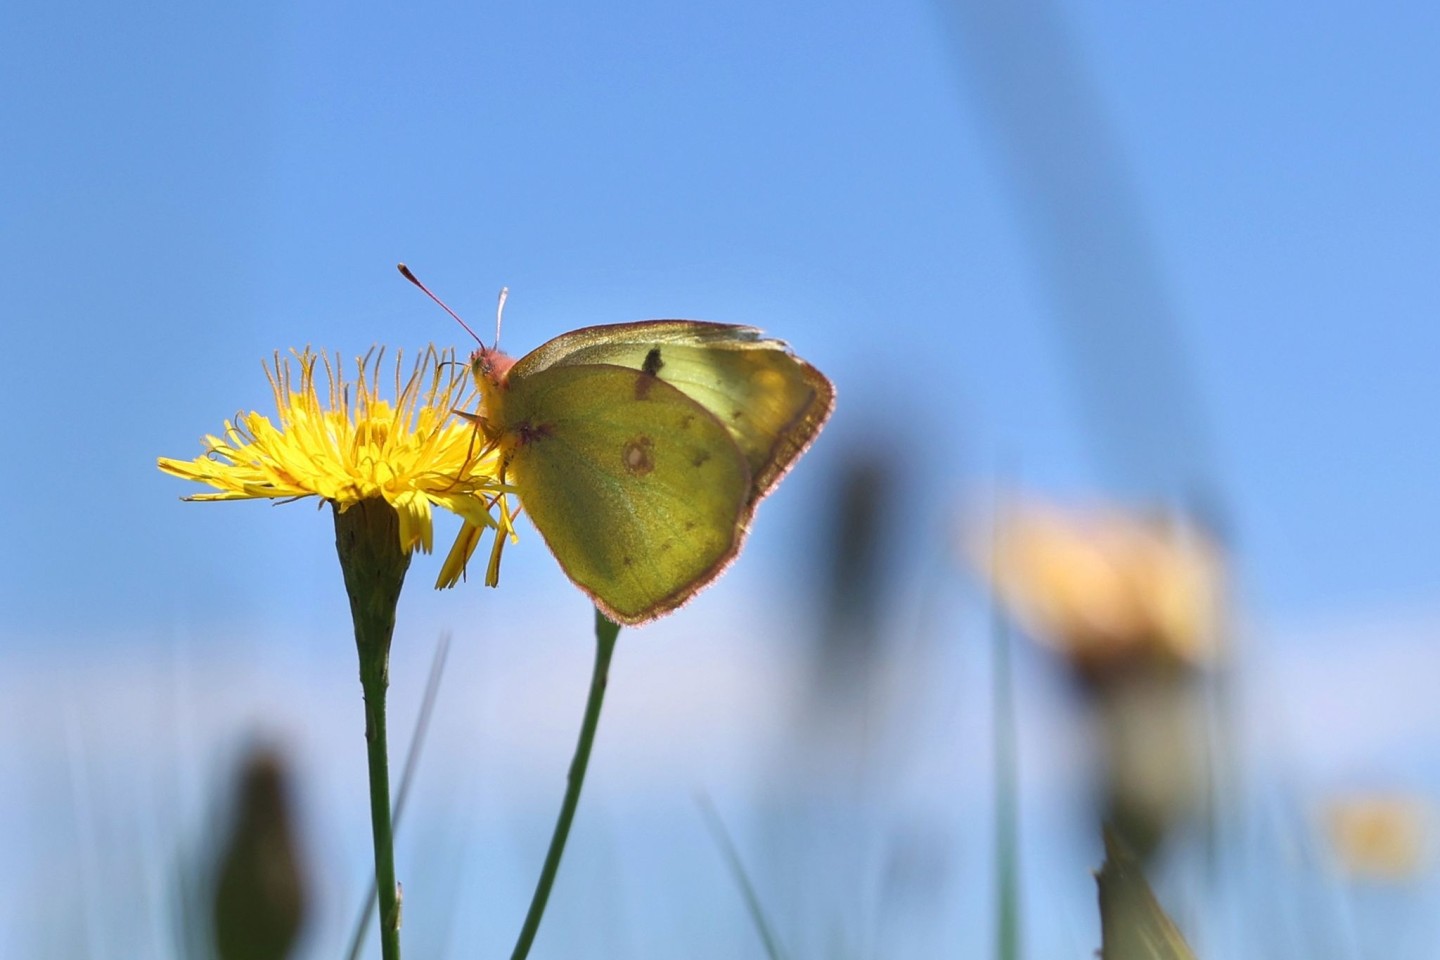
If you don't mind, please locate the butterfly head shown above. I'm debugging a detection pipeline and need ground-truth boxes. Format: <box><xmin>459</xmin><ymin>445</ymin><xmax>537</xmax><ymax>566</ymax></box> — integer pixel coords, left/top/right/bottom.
<box><xmin>467</xmin><ymin>342</ymin><xmax>517</xmax><ymax>438</ymax></box>
<box><xmin>469</xmin><ymin>343</ymin><xmax>515</xmax><ymax>388</ymax></box>
<box><xmin>397</xmin><ymin>264</ymin><xmax>515</xmax><ymax>421</ymax></box>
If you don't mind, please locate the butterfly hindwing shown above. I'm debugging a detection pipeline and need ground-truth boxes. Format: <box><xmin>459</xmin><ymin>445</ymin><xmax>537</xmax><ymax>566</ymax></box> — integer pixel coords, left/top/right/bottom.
<box><xmin>502</xmin><ymin>361</ymin><xmax>753</xmax><ymax>624</ymax></box>
<box><xmin>511</xmin><ymin>321</ymin><xmax>834</xmax><ymax>500</ymax></box>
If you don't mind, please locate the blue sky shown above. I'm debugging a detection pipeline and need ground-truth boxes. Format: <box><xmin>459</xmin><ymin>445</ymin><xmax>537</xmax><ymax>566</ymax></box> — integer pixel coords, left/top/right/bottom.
<box><xmin>2</xmin><ymin>1</ymin><xmax>1439</xmax><ymax>953</ymax></box>
<box><xmin>4</xmin><ymin>0</ymin><xmax>1438</xmax><ymax>640</ymax></box>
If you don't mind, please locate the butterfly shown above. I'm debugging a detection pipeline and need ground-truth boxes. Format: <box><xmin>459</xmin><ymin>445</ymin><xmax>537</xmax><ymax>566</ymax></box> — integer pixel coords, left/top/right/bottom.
<box><xmin>402</xmin><ymin>266</ymin><xmax>835</xmax><ymax>625</ymax></box>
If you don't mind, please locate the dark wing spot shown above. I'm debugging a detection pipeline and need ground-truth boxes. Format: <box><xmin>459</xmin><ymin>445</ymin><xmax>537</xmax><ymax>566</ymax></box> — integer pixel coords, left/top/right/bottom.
<box><xmin>515</xmin><ymin>421</ymin><xmax>554</xmax><ymax>446</ymax></box>
<box><xmin>642</xmin><ymin>347</ymin><xmax>664</xmax><ymax>377</ymax></box>
<box><xmin>731</xmin><ymin>409</ymin><xmax>744</xmax><ymax>421</ymax></box>
<box><xmin>622</xmin><ymin>436</ymin><xmax>656</xmax><ymax>476</ymax></box>
<box><xmin>691</xmin><ymin>449</ymin><xmax>712</xmax><ymax>468</ymax></box>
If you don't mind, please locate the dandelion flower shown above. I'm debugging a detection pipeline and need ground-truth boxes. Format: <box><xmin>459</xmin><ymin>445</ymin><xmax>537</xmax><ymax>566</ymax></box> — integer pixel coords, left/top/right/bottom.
<box><xmin>159</xmin><ymin>344</ymin><xmax>509</xmax><ymax>959</ymax></box>
<box><xmin>158</xmin><ymin>346</ymin><xmax>510</xmax><ymax>562</ymax></box>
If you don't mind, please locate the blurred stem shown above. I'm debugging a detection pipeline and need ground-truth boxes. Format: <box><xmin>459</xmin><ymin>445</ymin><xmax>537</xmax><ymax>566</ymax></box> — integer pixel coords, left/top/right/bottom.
<box><xmin>335</xmin><ymin>501</ymin><xmax>410</xmax><ymax>960</ymax></box>
<box><xmin>991</xmin><ymin>513</ymin><xmax>1021</xmax><ymax>960</ymax></box>
<box><xmin>509</xmin><ymin>608</ymin><xmax>621</xmax><ymax>960</ymax></box>
<box><xmin>993</xmin><ymin>616</ymin><xmax>1021</xmax><ymax>960</ymax></box>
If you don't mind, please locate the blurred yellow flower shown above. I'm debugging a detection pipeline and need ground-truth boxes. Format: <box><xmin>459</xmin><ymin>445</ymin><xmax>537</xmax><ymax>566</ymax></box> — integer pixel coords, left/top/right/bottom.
<box><xmin>158</xmin><ymin>346</ymin><xmax>511</xmax><ymax>566</ymax></box>
<box><xmin>972</xmin><ymin>497</ymin><xmax>1228</xmax><ymax>860</ymax></box>
<box><xmin>972</xmin><ymin>500</ymin><xmax>1226</xmax><ymax>669</ymax></box>
<box><xmin>1324</xmin><ymin>793</ymin><xmax>1432</xmax><ymax>880</ymax></box>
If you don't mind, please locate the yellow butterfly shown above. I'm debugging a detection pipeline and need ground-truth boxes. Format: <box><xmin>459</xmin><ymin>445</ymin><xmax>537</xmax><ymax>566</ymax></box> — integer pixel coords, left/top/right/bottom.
<box><xmin>403</xmin><ymin>267</ymin><xmax>834</xmax><ymax>625</ymax></box>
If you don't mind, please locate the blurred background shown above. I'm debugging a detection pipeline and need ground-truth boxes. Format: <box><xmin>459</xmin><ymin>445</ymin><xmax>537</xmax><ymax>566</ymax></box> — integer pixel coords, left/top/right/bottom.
<box><xmin>3</xmin><ymin>0</ymin><xmax>1438</xmax><ymax>957</ymax></box>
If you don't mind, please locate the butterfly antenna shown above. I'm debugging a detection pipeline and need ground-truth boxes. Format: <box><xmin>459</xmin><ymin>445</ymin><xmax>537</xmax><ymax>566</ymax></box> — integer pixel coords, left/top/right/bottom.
<box><xmin>495</xmin><ymin>286</ymin><xmax>509</xmax><ymax>349</ymax></box>
<box><xmin>397</xmin><ymin>263</ymin><xmax>485</xmax><ymax>345</ymax></box>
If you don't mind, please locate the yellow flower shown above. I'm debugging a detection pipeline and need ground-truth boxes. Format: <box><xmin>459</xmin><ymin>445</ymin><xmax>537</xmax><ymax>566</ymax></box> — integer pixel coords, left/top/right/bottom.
<box><xmin>158</xmin><ymin>346</ymin><xmax>513</xmax><ymax>573</ymax></box>
<box><xmin>971</xmin><ymin>499</ymin><xmax>1226</xmax><ymax>669</ymax></box>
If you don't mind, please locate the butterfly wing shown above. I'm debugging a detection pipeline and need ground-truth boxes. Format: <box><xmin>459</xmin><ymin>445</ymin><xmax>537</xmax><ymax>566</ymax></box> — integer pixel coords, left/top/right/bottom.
<box><xmin>502</xmin><ymin>361</ymin><xmax>753</xmax><ymax>625</ymax></box>
<box><xmin>511</xmin><ymin>321</ymin><xmax>835</xmax><ymax>501</ymax></box>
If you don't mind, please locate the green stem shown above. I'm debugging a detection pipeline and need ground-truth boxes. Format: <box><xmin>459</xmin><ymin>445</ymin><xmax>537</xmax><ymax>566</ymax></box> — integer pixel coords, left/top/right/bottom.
<box><xmin>359</xmin><ymin>648</ymin><xmax>402</xmax><ymax>960</ymax></box>
<box><xmin>345</xmin><ymin>635</ymin><xmax>452</xmax><ymax>960</ymax></box>
<box><xmin>990</xmin><ymin>507</ymin><xmax>1021</xmax><ymax>960</ymax></box>
<box><xmin>509</xmin><ymin>608</ymin><xmax>621</xmax><ymax>960</ymax></box>
<box><xmin>335</xmin><ymin>501</ymin><xmax>410</xmax><ymax>960</ymax></box>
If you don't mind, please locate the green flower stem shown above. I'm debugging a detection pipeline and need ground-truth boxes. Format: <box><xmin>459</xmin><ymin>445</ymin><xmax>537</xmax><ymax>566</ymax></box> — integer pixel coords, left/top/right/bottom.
<box><xmin>358</xmin><ymin>648</ymin><xmax>401</xmax><ymax>960</ymax></box>
<box><xmin>335</xmin><ymin>500</ymin><xmax>412</xmax><ymax>960</ymax></box>
<box><xmin>509</xmin><ymin>608</ymin><xmax>621</xmax><ymax>960</ymax></box>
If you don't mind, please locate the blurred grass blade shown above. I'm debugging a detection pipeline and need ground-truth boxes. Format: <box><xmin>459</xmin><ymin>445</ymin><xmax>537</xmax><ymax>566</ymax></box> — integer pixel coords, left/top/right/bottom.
<box><xmin>1097</xmin><ymin>829</ymin><xmax>1197</xmax><ymax>960</ymax></box>
<box><xmin>698</xmin><ymin>794</ymin><xmax>791</xmax><ymax>960</ymax></box>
